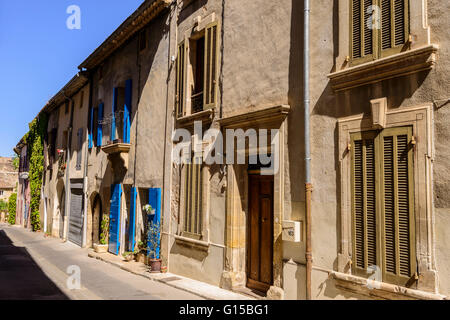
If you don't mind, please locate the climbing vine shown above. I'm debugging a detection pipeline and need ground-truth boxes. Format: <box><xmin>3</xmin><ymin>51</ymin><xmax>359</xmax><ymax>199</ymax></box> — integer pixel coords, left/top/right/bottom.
<box><xmin>26</xmin><ymin>113</ymin><xmax>48</xmax><ymax>232</ymax></box>
<box><xmin>8</xmin><ymin>193</ymin><xmax>17</xmax><ymax>225</ymax></box>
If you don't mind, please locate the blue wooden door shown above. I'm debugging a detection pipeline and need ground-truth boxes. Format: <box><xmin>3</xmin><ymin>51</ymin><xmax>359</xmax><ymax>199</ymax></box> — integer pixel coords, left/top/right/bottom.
<box><xmin>148</xmin><ymin>188</ymin><xmax>161</xmax><ymax>259</ymax></box>
<box><xmin>109</xmin><ymin>184</ymin><xmax>122</xmax><ymax>255</ymax></box>
<box><xmin>128</xmin><ymin>187</ymin><xmax>137</xmax><ymax>252</ymax></box>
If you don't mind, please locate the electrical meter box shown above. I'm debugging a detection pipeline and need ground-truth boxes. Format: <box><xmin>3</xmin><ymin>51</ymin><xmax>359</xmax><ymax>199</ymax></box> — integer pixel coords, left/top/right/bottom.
<box><xmin>282</xmin><ymin>220</ymin><xmax>302</xmax><ymax>242</ymax></box>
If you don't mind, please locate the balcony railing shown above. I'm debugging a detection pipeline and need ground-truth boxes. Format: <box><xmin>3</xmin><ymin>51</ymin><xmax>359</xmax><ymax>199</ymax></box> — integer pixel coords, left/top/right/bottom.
<box><xmin>191</xmin><ymin>92</ymin><xmax>204</xmax><ymax>114</ymax></box>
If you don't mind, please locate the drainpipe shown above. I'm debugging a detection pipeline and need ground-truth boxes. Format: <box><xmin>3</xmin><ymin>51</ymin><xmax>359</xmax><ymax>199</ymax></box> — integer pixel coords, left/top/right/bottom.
<box><xmin>82</xmin><ymin>78</ymin><xmax>92</xmax><ymax>248</ymax></box>
<box><xmin>63</xmin><ymin>91</ymin><xmax>75</xmax><ymax>242</ymax></box>
<box><xmin>303</xmin><ymin>0</ymin><xmax>313</xmax><ymax>301</ymax></box>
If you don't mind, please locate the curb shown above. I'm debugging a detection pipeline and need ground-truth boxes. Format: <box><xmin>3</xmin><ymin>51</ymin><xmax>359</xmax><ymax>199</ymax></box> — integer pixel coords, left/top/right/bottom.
<box><xmin>88</xmin><ymin>251</ymin><xmax>251</xmax><ymax>300</ymax></box>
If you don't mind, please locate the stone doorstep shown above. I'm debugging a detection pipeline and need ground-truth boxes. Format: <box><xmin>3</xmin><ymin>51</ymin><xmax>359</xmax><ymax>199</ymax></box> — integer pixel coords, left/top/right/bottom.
<box><xmin>88</xmin><ymin>250</ymin><xmax>253</xmax><ymax>301</ymax></box>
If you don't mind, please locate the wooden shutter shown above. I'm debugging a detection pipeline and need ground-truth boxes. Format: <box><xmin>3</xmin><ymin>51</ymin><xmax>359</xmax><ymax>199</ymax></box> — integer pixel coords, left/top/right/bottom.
<box><xmin>128</xmin><ymin>187</ymin><xmax>137</xmax><ymax>252</ymax></box>
<box><xmin>97</xmin><ymin>103</ymin><xmax>104</xmax><ymax>147</ymax></box>
<box><xmin>380</xmin><ymin>127</ymin><xmax>416</xmax><ymax>285</ymax></box>
<box><xmin>124</xmin><ymin>79</ymin><xmax>132</xmax><ymax>144</ymax></box>
<box><xmin>204</xmin><ymin>22</ymin><xmax>219</xmax><ymax>109</ymax></box>
<box><xmin>351</xmin><ymin>0</ymin><xmax>362</xmax><ymax>59</ymax></box>
<box><xmin>88</xmin><ymin>106</ymin><xmax>94</xmax><ymax>149</ymax></box>
<box><xmin>351</xmin><ymin>131</ymin><xmax>378</xmax><ymax>275</ymax></box>
<box><xmin>176</xmin><ymin>42</ymin><xmax>186</xmax><ymax>118</ymax></box>
<box><xmin>183</xmin><ymin>157</ymin><xmax>203</xmax><ymax>238</ymax></box>
<box><xmin>111</xmin><ymin>88</ymin><xmax>118</xmax><ymax>141</ymax></box>
<box><xmin>380</xmin><ymin>0</ymin><xmax>409</xmax><ymax>56</ymax></box>
<box><xmin>351</xmin><ymin>0</ymin><xmax>374</xmax><ymax>63</ymax></box>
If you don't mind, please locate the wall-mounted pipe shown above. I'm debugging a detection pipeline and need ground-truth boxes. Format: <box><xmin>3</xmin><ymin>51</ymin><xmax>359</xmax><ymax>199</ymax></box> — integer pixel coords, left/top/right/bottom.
<box><xmin>303</xmin><ymin>0</ymin><xmax>313</xmax><ymax>301</ymax></box>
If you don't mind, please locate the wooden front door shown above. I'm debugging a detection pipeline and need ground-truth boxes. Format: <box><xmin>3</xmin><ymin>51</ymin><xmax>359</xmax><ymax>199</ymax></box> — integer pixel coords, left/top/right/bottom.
<box><xmin>247</xmin><ymin>174</ymin><xmax>274</xmax><ymax>292</ymax></box>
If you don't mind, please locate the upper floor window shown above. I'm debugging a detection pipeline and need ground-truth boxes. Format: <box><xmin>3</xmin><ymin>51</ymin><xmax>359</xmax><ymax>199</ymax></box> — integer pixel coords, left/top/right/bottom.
<box><xmin>176</xmin><ymin>21</ymin><xmax>219</xmax><ymax>118</ymax></box>
<box><xmin>79</xmin><ymin>91</ymin><xmax>84</xmax><ymax>109</ymax></box>
<box><xmin>110</xmin><ymin>79</ymin><xmax>132</xmax><ymax>144</ymax></box>
<box><xmin>139</xmin><ymin>29</ymin><xmax>147</xmax><ymax>52</ymax></box>
<box><xmin>351</xmin><ymin>0</ymin><xmax>409</xmax><ymax>65</ymax></box>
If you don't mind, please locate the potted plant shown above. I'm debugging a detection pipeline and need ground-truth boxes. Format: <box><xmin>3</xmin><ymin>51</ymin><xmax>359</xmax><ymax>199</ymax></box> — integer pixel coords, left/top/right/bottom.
<box><xmin>134</xmin><ymin>241</ymin><xmax>146</xmax><ymax>263</ymax></box>
<box><xmin>94</xmin><ymin>215</ymin><xmax>109</xmax><ymax>253</ymax></box>
<box><xmin>146</xmin><ymin>220</ymin><xmax>162</xmax><ymax>273</ymax></box>
<box><xmin>122</xmin><ymin>251</ymin><xmax>134</xmax><ymax>262</ymax></box>
<box><xmin>142</xmin><ymin>204</ymin><xmax>155</xmax><ymax>216</ymax></box>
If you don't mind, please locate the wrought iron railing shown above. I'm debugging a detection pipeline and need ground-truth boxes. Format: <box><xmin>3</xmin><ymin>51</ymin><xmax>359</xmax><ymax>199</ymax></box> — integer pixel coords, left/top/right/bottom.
<box><xmin>191</xmin><ymin>92</ymin><xmax>204</xmax><ymax>114</ymax></box>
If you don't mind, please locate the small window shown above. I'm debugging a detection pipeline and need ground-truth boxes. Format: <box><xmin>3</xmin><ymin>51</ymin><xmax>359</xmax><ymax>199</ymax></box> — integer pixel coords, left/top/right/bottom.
<box><xmin>79</xmin><ymin>91</ymin><xmax>84</xmax><ymax>109</ymax></box>
<box><xmin>183</xmin><ymin>156</ymin><xmax>203</xmax><ymax>238</ymax></box>
<box><xmin>139</xmin><ymin>29</ymin><xmax>147</xmax><ymax>52</ymax></box>
<box><xmin>351</xmin><ymin>126</ymin><xmax>416</xmax><ymax>286</ymax></box>
<box><xmin>351</xmin><ymin>0</ymin><xmax>409</xmax><ymax>64</ymax></box>
<box><xmin>99</xmin><ymin>65</ymin><xmax>104</xmax><ymax>80</ymax></box>
<box><xmin>0</xmin><ymin>191</ymin><xmax>4</xmax><ymax>196</ymax></box>
<box><xmin>65</xmin><ymin>100</ymin><xmax>70</xmax><ymax>114</ymax></box>
<box><xmin>76</xmin><ymin>128</ymin><xmax>83</xmax><ymax>171</ymax></box>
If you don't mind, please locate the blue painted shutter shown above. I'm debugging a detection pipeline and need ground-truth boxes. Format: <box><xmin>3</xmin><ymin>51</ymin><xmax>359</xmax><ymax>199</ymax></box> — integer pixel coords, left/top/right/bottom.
<box><xmin>108</xmin><ymin>184</ymin><xmax>122</xmax><ymax>255</ymax></box>
<box><xmin>88</xmin><ymin>106</ymin><xmax>94</xmax><ymax>149</ymax></box>
<box><xmin>148</xmin><ymin>188</ymin><xmax>162</xmax><ymax>259</ymax></box>
<box><xmin>97</xmin><ymin>103</ymin><xmax>104</xmax><ymax>147</ymax></box>
<box><xmin>124</xmin><ymin>79</ymin><xmax>132</xmax><ymax>144</ymax></box>
<box><xmin>111</xmin><ymin>88</ymin><xmax>118</xmax><ymax>141</ymax></box>
<box><xmin>128</xmin><ymin>187</ymin><xmax>137</xmax><ymax>251</ymax></box>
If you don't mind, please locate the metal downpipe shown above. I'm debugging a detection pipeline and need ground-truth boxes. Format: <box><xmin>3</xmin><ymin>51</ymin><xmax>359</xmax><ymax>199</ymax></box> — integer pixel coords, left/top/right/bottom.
<box><xmin>303</xmin><ymin>0</ymin><xmax>313</xmax><ymax>301</ymax></box>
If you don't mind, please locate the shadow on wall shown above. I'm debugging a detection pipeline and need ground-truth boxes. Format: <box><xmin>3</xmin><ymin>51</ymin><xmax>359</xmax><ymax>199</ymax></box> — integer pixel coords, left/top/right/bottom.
<box><xmin>0</xmin><ymin>229</ymin><xmax>68</xmax><ymax>300</ymax></box>
<box><xmin>287</xmin><ymin>0</ymin><xmax>305</xmax><ymax>205</ymax></box>
<box><xmin>178</xmin><ymin>0</ymin><xmax>208</xmax><ymax>25</ymax></box>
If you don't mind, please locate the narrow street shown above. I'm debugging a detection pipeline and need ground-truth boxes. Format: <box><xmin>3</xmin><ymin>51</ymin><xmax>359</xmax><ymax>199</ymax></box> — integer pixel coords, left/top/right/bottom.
<box><xmin>0</xmin><ymin>223</ymin><xmax>202</xmax><ymax>300</ymax></box>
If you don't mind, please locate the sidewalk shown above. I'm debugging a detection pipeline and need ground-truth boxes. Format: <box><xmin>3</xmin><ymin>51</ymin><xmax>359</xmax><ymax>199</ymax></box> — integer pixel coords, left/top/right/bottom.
<box><xmin>88</xmin><ymin>250</ymin><xmax>254</xmax><ymax>300</ymax></box>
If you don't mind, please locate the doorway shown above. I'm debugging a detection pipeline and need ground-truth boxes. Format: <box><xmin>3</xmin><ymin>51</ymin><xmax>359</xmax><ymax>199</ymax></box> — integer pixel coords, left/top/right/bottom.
<box><xmin>247</xmin><ymin>173</ymin><xmax>274</xmax><ymax>293</ymax></box>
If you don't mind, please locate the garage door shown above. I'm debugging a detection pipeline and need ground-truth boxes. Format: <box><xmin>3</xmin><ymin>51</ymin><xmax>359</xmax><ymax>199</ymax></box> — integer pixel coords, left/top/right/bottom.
<box><xmin>68</xmin><ymin>186</ymin><xmax>84</xmax><ymax>246</ymax></box>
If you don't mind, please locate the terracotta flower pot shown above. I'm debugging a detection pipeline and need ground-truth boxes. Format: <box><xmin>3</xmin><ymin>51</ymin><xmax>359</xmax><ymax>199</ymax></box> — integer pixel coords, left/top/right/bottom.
<box><xmin>148</xmin><ymin>259</ymin><xmax>162</xmax><ymax>273</ymax></box>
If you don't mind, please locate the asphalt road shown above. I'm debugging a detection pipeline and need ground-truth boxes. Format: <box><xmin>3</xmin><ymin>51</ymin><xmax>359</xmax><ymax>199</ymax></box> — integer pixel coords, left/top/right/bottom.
<box><xmin>0</xmin><ymin>223</ymin><xmax>202</xmax><ymax>300</ymax></box>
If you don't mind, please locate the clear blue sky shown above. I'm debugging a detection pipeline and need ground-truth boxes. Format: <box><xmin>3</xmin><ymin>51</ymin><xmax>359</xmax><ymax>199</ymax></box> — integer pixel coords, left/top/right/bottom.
<box><xmin>0</xmin><ymin>0</ymin><xmax>143</xmax><ymax>157</ymax></box>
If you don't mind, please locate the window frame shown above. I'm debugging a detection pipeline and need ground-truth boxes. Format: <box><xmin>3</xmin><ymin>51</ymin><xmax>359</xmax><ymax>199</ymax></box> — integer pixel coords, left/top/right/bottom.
<box><xmin>350</xmin><ymin>0</ymin><xmax>410</xmax><ymax>66</ymax></box>
<box><xmin>176</xmin><ymin>15</ymin><xmax>220</xmax><ymax>119</ymax></box>
<box><xmin>350</xmin><ymin>127</ymin><xmax>416</xmax><ymax>286</ymax></box>
<box><xmin>338</xmin><ymin>104</ymin><xmax>437</xmax><ymax>292</ymax></box>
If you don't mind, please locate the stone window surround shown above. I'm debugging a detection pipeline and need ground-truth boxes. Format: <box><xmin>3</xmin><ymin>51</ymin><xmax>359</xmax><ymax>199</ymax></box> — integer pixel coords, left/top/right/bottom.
<box><xmin>177</xmin><ymin>146</ymin><xmax>211</xmax><ymax>244</ymax></box>
<box><xmin>176</xmin><ymin>12</ymin><xmax>218</xmax><ymax>119</ymax></box>
<box><xmin>337</xmin><ymin>103</ymin><xmax>438</xmax><ymax>294</ymax></box>
<box><xmin>329</xmin><ymin>0</ymin><xmax>436</xmax><ymax>91</ymax></box>
<box><xmin>337</xmin><ymin>0</ymin><xmax>431</xmax><ymax>68</ymax></box>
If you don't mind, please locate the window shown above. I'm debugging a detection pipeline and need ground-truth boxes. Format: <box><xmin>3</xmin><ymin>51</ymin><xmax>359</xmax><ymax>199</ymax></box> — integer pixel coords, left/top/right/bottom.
<box><xmin>111</xmin><ymin>79</ymin><xmax>132</xmax><ymax>144</ymax></box>
<box><xmin>79</xmin><ymin>91</ymin><xmax>84</xmax><ymax>109</ymax></box>
<box><xmin>139</xmin><ymin>29</ymin><xmax>147</xmax><ymax>52</ymax></box>
<box><xmin>76</xmin><ymin>128</ymin><xmax>83</xmax><ymax>171</ymax></box>
<box><xmin>176</xmin><ymin>22</ymin><xmax>219</xmax><ymax>117</ymax></box>
<box><xmin>351</xmin><ymin>0</ymin><xmax>409</xmax><ymax>64</ymax></box>
<box><xmin>65</xmin><ymin>100</ymin><xmax>70</xmax><ymax>114</ymax></box>
<box><xmin>183</xmin><ymin>156</ymin><xmax>203</xmax><ymax>238</ymax></box>
<box><xmin>0</xmin><ymin>191</ymin><xmax>4</xmax><ymax>196</ymax></box>
<box><xmin>351</xmin><ymin>126</ymin><xmax>416</xmax><ymax>286</ymax></box>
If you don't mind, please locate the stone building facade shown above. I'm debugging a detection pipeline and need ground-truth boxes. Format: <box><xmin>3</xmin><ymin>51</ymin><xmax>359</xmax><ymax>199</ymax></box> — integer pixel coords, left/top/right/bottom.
<box><xmin>15</xmin><ymin>0</ymin><xmax>450</xmax><ymax>300</ymax></box>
